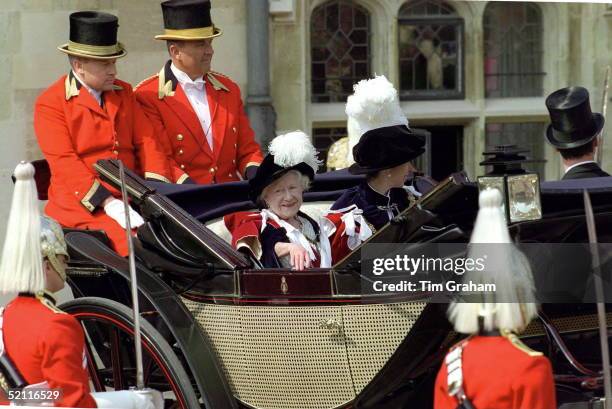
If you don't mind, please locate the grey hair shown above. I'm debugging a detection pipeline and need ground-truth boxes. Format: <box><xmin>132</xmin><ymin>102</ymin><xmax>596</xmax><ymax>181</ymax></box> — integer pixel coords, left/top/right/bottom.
<box><xmin>166</xmin><ymin>40</ymin><xmax>182</xmax><ymax>56</ymax></box>
<box><xmin>257</xmin><ymin>170</ymin><xmax>311</xmax><ymax>208</ymax></box>
<box><xmin>68</xmin><ymin>55</ymin><xmax>79</xmax><ymax>67</ymax></box>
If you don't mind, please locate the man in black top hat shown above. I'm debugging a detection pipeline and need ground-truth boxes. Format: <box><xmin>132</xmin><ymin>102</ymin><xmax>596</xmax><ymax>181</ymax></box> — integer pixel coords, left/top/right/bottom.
<box><xmin>545</xmin><ymin>86</ymin><xmax>608</xmax><ymax>180</ymax></box>
<box><xmin>135</xmin><ymin>0</ymin><xmax>263</xmax><ymax>186</ymax></box>
<box><xmin>33</xmin><ymin>11</ymin><xmax>178</xmax><ymax>256</ymax></box>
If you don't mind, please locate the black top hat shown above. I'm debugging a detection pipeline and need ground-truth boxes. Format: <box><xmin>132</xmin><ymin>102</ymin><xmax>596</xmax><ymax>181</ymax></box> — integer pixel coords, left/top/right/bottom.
<box><xmin>155</xmin><ymin>0</ymin><xmax>223</xmax><ymax>41</ymax></box>
<box><xmin>248</xmin><ymin>155</ymin><xmax>315</xmax><ymax>204</ymax></box>
<box><xmin>545</xmin><ymin>86</ymin><xmax>605</xmax><ymax>150</ymax></box>
<box><xmin>58</xmin><ymin>11</ymin><xmax>126</xmax><ymax>59</ymax></box>
<box><xmin>348</xmin><ymin>125</ymin><xmax>427</xmax><ymax>175</ymax></box>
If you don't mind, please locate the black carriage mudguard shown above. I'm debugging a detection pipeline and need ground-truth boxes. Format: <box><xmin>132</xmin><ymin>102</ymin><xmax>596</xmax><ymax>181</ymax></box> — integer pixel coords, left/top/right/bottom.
<box><xmin>65</xmin><ymin>231</ymin><xmax>238</xmax><ymax>409</ymax></box>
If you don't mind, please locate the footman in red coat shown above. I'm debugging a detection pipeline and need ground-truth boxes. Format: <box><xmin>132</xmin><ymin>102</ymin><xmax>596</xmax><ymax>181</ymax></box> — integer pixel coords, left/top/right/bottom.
<box><xmin>34</xmin><ymin>11</ymin><xmax>177</xmax><ymax>256</ymax></box>
<box><xmin>135</xmin><ymin>0</ymin><xmax>263</xmax><ymax>185</ymax></box>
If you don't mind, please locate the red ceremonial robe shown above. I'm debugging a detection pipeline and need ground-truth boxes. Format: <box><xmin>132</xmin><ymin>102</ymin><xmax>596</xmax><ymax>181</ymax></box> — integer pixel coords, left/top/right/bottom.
<box><xmin>224</xmin><ymin>205</ymin><xmax>372</xmax><ymax>268</ymax></box>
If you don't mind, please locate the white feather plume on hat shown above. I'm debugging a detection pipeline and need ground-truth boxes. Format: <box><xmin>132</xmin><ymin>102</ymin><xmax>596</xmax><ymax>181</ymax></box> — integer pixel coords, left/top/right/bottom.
<box><xmin>345</xmin><ymin>75</ymin><xmax>409</xmax><ymax>137</ymax></box>
<box><xmin>268</xmin><ymin>131</ymin><xmax>322</xmax><ymax>173</ymax></box>
<box><xmin>447</xmin><ymin>188</ymin><xmax>538</xmax><ymax>334</ymax></box>
<box><xmin>0</xmin><ymin>162</ymin><xmax>45</xmax><ymax>294</ymax></box>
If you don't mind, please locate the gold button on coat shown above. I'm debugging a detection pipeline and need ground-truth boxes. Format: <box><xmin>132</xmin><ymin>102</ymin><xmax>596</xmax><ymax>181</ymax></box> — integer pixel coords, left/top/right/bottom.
<box><xmin>112</xmin><ymin>150</ymin><xmax>119</xmax><ymax>155</ymax></box>
<box><xmin>180</xmin><ymin>164</ymin><xmax>185</xmax><ymax>170</ymax></box>
<box><xmin>177</xmin><ymin>134</ymin><xmax>184</xmax><ymax>141</ymax></box>
<box><xmin>178</xmin><ymin>149</ymin><xmax>184</xmax><ymax>155</ymax></box>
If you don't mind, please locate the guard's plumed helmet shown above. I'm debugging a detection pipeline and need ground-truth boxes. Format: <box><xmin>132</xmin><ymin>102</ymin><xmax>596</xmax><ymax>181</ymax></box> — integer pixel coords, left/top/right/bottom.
<box><xmin>0</xmin><ymin>162</ymin><xmax>69</xmax><ymax>295</ymax></box>
<box><xmin>40</xmin><ymin>216</ymin><xmax>69</xmax><ymax>281</ymax></box>
<box><xmin>447</xmin><ymin>188</ymin><xmax>538</xmax><ymax>334</ymax></box>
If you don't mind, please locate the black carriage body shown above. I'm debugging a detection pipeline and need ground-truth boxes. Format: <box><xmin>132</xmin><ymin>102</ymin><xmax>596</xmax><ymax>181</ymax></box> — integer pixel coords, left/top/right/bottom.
<box><xmin>63</xmin><ymin>160</ymin><xmax>612</xmax><ymax>409</ymax></box>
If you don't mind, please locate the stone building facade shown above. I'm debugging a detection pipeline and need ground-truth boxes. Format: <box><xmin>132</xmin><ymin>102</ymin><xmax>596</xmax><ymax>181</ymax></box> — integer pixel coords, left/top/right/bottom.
<box><xmin>0</xmin><ymin>0</ymin><xmax>611</xmax><ymax>243</ymax></box>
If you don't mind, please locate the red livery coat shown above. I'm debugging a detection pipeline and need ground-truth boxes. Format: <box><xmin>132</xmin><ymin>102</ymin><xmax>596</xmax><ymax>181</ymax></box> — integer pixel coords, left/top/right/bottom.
<box><xmin>1</xmin><ymin>295</ymin><xmax>96</xmax><ymax>408</ymax></box>
<box><xmin>135</xmin><ymin>61</ymin><xmax>263</xmax><ymax>184</ymax></box>
<box><xmin>34</xmin><ymin>72</ymin><xmax>175</xmax><ymax>256</ymax></box>
<box><xmin>434</xmin><ymin>334</ymin><xmax>557</xmax><ymax>409</ymax></box>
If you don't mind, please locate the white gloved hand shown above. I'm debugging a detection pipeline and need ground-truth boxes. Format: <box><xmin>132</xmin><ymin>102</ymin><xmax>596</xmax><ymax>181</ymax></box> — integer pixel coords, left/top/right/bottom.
<box><xmin>133</xmin><ymin>389</ymin><xmax>164</xmax><ymax>409</ymax></box>
<box><xmin>103</xmin><ymin>198</ymin><xmax>145</xmax><ymax>229</ymax></box>
<box><xmin>91</xmin><ymin>389</ymin><xmax>164</xmax><ymax>409</ymax></box>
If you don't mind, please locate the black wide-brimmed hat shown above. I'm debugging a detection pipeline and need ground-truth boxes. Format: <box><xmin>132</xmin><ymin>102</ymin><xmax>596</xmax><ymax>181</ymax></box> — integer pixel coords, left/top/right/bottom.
<box><xmin>155</xmin><ymin>0</ymin><xmax>223</xmax><ymax>41</ymax></box>
<box><xmin>348</xmin><ymin>125</ymin><xmax>427</xmax><ymax>175</ymax></box>
<box><xmin>58</xmin><ymin>11</ymin><xmax>126</xmax><ymax>59</ymax></box>
<box><xmin>248</xmin><ymin>132</ymin><xmax>320</xmax><ymax>204</ymax></box>
<box><xmin>249</xmin><ymin>156</ymin><xmax>315</xmax><ymax>204</ymax></box>
<box><xmin>545</xmin><ymin>86</ymin><xmax>605</xmax><ymax>150</ymax></box>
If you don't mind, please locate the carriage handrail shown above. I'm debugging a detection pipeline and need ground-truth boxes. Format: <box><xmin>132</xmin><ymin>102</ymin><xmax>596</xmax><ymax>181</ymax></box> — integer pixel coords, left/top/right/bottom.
<box><xmin>117</xmin><ymin>160</ymin><xmax>144</xmax><ymax>390</ymax></box>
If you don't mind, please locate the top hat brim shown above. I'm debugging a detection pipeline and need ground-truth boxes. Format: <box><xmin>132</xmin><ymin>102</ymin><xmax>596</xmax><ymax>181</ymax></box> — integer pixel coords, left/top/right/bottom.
<box><xmin>155</xmin><ymin>27</ymin><xmax>223</xmax><ymax>41</ymax></box>
<box><xmin>347</xmin><ymin>146</ymin><xmax>425</xmax><ymax>175</ymax></box>
<box><xmin>58</xmin><ymin>43</ymin><xmax>127</xmax><ymax>60</ymax></box>
<box><xmin>546</xmin><ymin>113</ymin><xmax>605</xmax><ymax>149</ymax></box>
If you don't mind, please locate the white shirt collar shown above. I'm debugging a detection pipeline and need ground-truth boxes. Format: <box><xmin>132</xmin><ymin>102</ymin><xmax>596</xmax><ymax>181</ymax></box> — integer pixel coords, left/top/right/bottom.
<box><xmin>564</xmin><ymin>160</ymin><xmax>596</xmax><ymax>174</ymax></box>
<box><xmin>71</xmin><ymin>70</ymin><xmax>103</xmax><ymax>106</ymax></box>
<box><xmin>170</xmin><ymin>63</ymin><xmax>205</xmax><ymax>88</ymax></box>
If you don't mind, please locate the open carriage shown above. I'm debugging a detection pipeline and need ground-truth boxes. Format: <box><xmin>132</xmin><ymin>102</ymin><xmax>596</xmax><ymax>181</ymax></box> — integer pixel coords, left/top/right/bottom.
<box><xmin>27</xmin><ymin>158</ymin><xmax>612</xmax><ymax>409</ymax></box>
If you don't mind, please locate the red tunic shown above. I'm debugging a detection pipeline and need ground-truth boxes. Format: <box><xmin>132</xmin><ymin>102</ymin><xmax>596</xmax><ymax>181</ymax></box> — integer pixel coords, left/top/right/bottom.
<box><xmin>135</xmin><ymin>62</ymin><xmax>263</xmax><ymax>184</ymax></box>
<box><xmin>1</xmin><ymin>295</ymin><xmax>96</xmax><ymax>408</ymax></box>
<box><xmin>434</xmin><ymin>335</ymin><xmax>556</xmax><ymax>409</ymax></box>
<box><xmin>34</xmin><ymin>72</ymin><xmax>175</xmax><ymax>256</ymax></box>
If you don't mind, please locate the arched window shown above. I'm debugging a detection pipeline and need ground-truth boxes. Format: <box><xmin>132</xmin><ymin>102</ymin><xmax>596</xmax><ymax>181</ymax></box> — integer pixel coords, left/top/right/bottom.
<box><xmin>483</xmin><ymin>2</ymin><xmax>544</xmax><ymax>98</ymax></box>
<box><xmin>310</xmin><ymin>1</ymin><xmax>371</xmax><ymax>103</ymax></box>
<box><xmin>398</xmin><ymin>0</ymin><xmax>464</xmax><ymax>100</ymax></box>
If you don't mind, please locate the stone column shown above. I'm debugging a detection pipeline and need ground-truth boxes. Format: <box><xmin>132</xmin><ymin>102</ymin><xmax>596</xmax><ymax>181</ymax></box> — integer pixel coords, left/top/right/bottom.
<box><xmin>246</xmin><ymin>0</ymin><xmax>276</xmax><ymax>149</ymax></box>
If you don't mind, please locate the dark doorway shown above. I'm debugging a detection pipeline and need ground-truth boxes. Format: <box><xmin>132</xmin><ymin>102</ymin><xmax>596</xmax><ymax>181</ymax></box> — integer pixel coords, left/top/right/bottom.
<box><xmin>414</xmin><ymin>125</ymin><xmax>464</xmax><ymax>181</ymax></box>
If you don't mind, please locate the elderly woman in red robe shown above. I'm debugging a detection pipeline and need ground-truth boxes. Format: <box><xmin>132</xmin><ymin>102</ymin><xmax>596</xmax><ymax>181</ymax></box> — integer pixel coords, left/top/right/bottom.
<box><xmin>224</xmin><ymin>132</ymin><xmax>371</xmax><ymax>270</ymax></box>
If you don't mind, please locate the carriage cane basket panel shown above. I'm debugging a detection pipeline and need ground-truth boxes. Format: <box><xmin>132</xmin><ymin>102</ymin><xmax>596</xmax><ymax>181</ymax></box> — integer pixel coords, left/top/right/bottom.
<box><xmin>180</xmin><ymin>299</ymin><xmax>424</xmax><ymax>409</ymax></box>
<box><xmin>522</xmin><ymin>312</ymin><xmax>612</xmax><ymax>338</ymax></box>
<box><xmin>341</xmin><ymin>302</ymin><xmax>426</xmax><ymax>392</ymax></box>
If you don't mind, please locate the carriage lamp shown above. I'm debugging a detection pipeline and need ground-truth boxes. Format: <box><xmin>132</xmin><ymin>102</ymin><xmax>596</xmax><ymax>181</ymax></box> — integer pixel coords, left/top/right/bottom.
<box><xmin>477</xmin><ymin>145</ymin><xmax>543</xmax><ymax>223</ymax></box>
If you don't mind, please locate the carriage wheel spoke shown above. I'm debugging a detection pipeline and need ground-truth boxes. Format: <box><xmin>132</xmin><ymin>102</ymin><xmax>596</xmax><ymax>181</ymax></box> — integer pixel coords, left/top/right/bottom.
<box><xmin>82</xmin><ymin>322</ymin><xmax>105</xmax><ymax>392</ymax></box>
<box><xmin>109</xmin><ymin>326</ymin><xmax>126</xmax><ymax>390</ymax></box>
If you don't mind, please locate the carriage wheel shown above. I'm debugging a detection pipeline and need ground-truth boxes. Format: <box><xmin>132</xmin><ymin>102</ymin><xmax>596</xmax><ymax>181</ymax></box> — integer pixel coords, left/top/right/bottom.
<box><xmin>60</xmin><ymin>297</ymin><xmax>201</xmax><ymax>409</ymax></box>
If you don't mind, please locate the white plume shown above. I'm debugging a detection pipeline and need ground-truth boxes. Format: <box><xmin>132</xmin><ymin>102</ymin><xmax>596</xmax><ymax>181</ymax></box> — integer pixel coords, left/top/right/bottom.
<box><xmin>0</xmin><ymin>162</ymin><xmax>45</xmax><ymax>294</ymax></box>
<box><xmin>447</xmin><ymin>188</ymin><xmax>538</xmax><ymax>334</ymax></box>
<box><xmin>345</xmin><ymin>75</ymin><xmax>408</xmax><ymax>137</ymax></box>
<box><xmin>269</xmin><ymin>131</ymin><xmax>322</xmax><ymax>173</ymax></box>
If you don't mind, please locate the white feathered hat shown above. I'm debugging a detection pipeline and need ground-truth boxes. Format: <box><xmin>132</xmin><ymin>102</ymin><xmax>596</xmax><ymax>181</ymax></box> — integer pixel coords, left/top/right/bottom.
<box><xmin>447</xmin><ymin>188</ymin><xmax>538</xmax><ymax>334</ymax></box>
<box><xmin>0</xmin><ymin>162</ymin><xmax>45</xmax><ymax>294</ymax></box>
<box><xmin>249</xmin><ymin>131</ymin><xmax>322</xmax><ymax>203</ymax></box>
<box><xmin>345</xmin><ymin>75</ymin><xmax>409</xmax><ymax>138</ymax></box>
